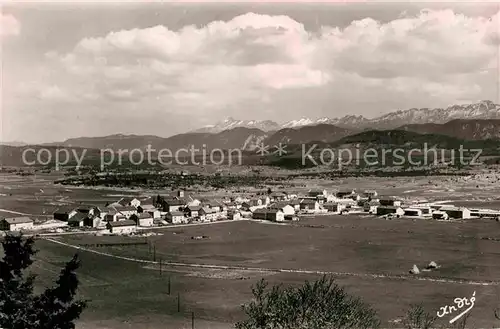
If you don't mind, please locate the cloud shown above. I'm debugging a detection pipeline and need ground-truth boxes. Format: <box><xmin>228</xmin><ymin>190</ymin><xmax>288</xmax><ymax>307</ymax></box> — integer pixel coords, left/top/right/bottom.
<box><xmin>1</xmin><ymin>13</ymin><xmax>20</xmax><ymax>37</ymax></box>
<box><xmin>7</xmin><ymin>9</ymin><xmax>500</xmax><ymax>141</ymax></box>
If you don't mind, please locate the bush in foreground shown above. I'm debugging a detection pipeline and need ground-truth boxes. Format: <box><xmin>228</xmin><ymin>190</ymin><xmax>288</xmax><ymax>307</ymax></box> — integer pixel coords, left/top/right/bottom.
<box><xmin>235</xmin><ymin>275</ymin><xmax>380</xmax><ymax>329</ymax></box>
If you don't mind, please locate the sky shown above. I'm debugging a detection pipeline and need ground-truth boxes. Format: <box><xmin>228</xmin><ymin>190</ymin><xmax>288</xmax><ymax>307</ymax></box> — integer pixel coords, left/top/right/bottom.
<box><xmin>1</xmin><ymin>1</ymin><xmax>500</xmax><ymax>143</ymax></box>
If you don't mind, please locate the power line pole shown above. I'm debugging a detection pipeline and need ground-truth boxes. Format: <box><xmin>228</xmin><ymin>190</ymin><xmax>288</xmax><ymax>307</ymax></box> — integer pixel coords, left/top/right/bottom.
<box><xmin>191</xmin><ymin>311</ymin><xmax>194</xmax><ymax>329</ymax></box>
<box><xmin>167</xmin><ymin>276</ymin><xmax>171</xmax><ymax>295</ymax></box>
<box><xmin>177</xmin><ymin>292</ymin><xmax>180</xmax><ymax>313</ymax></box>
<box><xmin>159</xmin><ymin>258</ymin><xmax>162</xmax><ymax>275</ymax></box>
<box><xmin>153</xmin><ymin>244</ymin><xmax>156</xmax><ymax>262</ymax></box>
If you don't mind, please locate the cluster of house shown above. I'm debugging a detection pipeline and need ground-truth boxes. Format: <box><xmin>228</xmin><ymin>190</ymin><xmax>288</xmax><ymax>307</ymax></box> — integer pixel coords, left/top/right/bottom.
<box><xmin>1</xmin><ymin>188</ymin><xmax>498</xmax><ymax>234</ymax></box>
<box><xmin>245</xmin><ymin>189</ymin><xmax>497</xmax><ymax>221</ymax></box>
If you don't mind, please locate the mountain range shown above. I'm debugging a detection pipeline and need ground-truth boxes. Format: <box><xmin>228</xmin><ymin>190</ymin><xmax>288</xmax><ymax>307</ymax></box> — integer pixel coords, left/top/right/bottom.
<box><xmin>192</xmin><ymin>100</ymin><xmax>500</xmax><ymax>132</ymax></box>
<box><xmin>3</xmin><ymin>101</ymin><xmax>500</xmax><ymax>154</ymax></box>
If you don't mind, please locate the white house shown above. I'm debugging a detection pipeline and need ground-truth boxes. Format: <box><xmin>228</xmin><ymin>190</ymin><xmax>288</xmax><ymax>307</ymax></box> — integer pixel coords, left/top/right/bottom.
<box><xmin>269</xmin><ymin>202</ymin><xmax>295</xmax><ymax>219</ymax></box>
<box><xmin>299</xmin><ymin>199</ymin><xmax>320</xmax><ymax>213</ymax></box>
<box><xmin>0</xmin><ymin>217</ymin><xmax>34</xmax><ymax>231</ymax></box>
<box><xmin>117</xmin><ymin>206</ymin><xmax>137</xmax><ymax>218</ymax></box>
<box><xmin>133</xmin><ymin>213</ymin><xmax>154</xmax><ymax>227</ymax></box>
<box><xmin>107</xmin><ymin>220</ymin><xmax>137</xmax><ymax>234</ymax></box>
<box><xmin>137</xmin><ymin>203</ymin><xmax>161</xmax><ymax>219</ymax></box>
<box><xmin>166</xmin><ymin>211</ymin><xmax>186</xmax><ymax>224</ymax></box>
<box><xmin>199</xmin><ymin>207</ymin><xmax>217</xmax><ymax>222</ymax></box>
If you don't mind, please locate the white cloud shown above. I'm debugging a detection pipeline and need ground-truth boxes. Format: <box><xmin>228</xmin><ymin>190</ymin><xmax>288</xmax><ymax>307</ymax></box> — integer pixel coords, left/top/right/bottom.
<box><xmin>1</xmin><ymin>13</ymin><xmax>20</xmax><ymax>37</ymax></box>
<box><xmin>8</xmin><ymin>9</ymin><xmax>500</xmax><ymax>141</ymax></box>
<box><xmin>39</xmin><ymin>85</ymin><xmax>72</xmax><ymax>101</ymax></box>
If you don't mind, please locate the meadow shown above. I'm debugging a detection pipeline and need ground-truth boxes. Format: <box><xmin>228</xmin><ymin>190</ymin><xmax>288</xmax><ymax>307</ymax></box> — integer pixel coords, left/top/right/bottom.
<box><xmin>47</xmin><ymin>215</ymin><xmax>500</xmax><ymax>328</ymax></box>
<box><xmin>3</xmin><ymin>170</ymin><xmax>500</xmax><ymax>328</ymax></box>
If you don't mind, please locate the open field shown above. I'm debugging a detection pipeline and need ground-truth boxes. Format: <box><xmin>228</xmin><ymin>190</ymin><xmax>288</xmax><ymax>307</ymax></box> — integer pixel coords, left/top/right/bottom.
<box><xmin>4</xmin><ymin>171</ymin><xmax>500</xmax><ymax>327</ymax></box>
<box><xmin>3</xmin><ymin>170</ymin><xmax>500</xmax><ymax>216</ymax></box>
<box><xmin>47</xmin><ymin>215</ymin><xmax>500</xmax><ymax>328</ymax></box>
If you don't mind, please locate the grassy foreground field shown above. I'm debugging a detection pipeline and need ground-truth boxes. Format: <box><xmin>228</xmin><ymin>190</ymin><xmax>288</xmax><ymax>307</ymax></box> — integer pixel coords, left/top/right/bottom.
<box><xmin>37</xmin><ymin>215</ymin><xmax>500</xmax><ymax>328</ymax></box>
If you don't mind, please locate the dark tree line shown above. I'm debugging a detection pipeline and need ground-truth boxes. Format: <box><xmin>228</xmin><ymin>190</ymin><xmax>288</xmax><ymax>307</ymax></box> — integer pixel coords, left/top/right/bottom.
<box><xmin>0</xmin><ymin>234</ymin><xmax>86</xmax><ymax>329</ymax></box>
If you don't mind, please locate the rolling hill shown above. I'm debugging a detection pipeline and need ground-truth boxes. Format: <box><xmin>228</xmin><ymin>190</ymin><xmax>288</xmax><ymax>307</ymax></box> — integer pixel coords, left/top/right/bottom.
<box><xmin>399</xmin><ymin>119</ymin><xmax>500</xmax><ymax>140</ymax></box>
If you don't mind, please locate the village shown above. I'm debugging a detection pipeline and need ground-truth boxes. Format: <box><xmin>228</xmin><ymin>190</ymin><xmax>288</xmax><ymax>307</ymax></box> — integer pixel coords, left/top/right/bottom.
<box><xmin>1</xmin><ymin>187</ymin><xmax>500</xmax><ymax>235</ymax></box>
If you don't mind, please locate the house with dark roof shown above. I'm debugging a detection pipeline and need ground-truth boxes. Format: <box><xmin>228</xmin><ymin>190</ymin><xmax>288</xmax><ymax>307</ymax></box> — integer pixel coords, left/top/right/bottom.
<box><xmin>104</xmin><ymin>207</ymin><xmax>127</xmax><ymax>222</ymax></box>
<box><xmin>117</xmin><ymin>206</ymin><xmax>137</xmax><ymax>218</ymax></box>
<box><xmin>160</xmin><ymin>198</ymin><xmax>186</xmax><ymax>212</ymax></box>
<box><xmin>269</xmin><ymin>192</ymin><xmax>288</xmax><ymax>202</ymax></box>
<box><xmin>202</xmin><ymin>200</ymin><xmax>226</xmax><ymax>213</ymax></box>
<box><xmin>378</xmin><ymin>196</ymin><xmax>402</xmax><ymax>207</ymax></box>
<box><xmin>336</xmin><ymin>189</ymin><xmax>356</xmax><ymax>199</ymax></box>
<box><xmin>376</xmin><ymin>206</ymin><xmax>404</xmax><ymax>217</ymax></box>
<box><xmin>323</xmin><ymin>202</ymin><xmax>343</xmax><ymax>214</ymax></box>
<box><xmin>130</xmin><ymin>213</ymin><xmax>154</xmax><ymax>227</ymax></box>
<box><xmin>441</xmin><ymin>207</ymin><xmax>471</xmax><ymax>219</ymax></box>
<box><xmin>252</xmin><ymin>208</ymin><xmax>285</xmax><ymax>222</ymax></box>
<box><xmin>53</xmin><ymin>206</ymin><xmax>77</xmax><ymax>221</ymax></box>
<box><xmin>299</xmin><ymin>199</ymin><xmax>320</xmax><ymax>213</ymax></box>
<box><xmin>75</xmin><ymin>205</ymin><xmax>100</xmax><ymax>218</ymax></box>
<box><xmin>269</xmin><ymin>202</ymin><xmax>295</xmax><ymax>219</ymax></box>
<box><xmin>0</xmin><ymin>217</ymin><xmax>34</xmax><ymax>231</ymax></box>
<box><xmin>308</xmin><ymin>189</ymin><xmax>326</xmax><ymax>198</ymax></box>
<box><xmin>117</xmin><ymin>197</ymin><xmax>141</xmax><ymax>208</ymax></box>
<box><xmin>67</xmin><ymin>212</ymin><xmax>88</xmax><ymax>227</ymax></box>
<box><xmin>186</xmin><ymin>205</ymin><xmax>202</xmax><ymax>218</ymax></box>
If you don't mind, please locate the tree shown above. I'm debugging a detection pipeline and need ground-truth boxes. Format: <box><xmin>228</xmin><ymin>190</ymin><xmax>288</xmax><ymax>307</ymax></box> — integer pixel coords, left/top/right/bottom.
<box><xmin>235</xmin><ymin>275</ymin><xmax>380</xmax><ymax>329</ymax></box>
<box><xmin>0</xmin><ymin>234</ymin><xmax>87</xmax><ymax>329</ymax></box>
<box><xmin>402</xmin><ymin>304</ymin><xmax>436</xmax><ymax>329</ymax></box>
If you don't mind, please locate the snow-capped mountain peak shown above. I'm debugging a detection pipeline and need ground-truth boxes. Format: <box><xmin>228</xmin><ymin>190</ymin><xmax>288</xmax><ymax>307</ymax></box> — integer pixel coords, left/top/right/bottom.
<box><xmin>191</xmin><ymin>118</ymin><xmax>281</xmax><ymax>133</ymax></box>
<box><xmin>191</xmin><ymin>100</ymin><xmax>500</xmax><ymax>133</ymax></box>
<box><xmin>281</xmin><ymin>118</ymin><xmax>314</xmax><ymax>128</ymax></box>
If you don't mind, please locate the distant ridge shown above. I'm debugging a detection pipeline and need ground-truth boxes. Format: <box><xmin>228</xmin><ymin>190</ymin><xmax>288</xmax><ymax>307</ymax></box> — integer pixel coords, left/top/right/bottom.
<box><xmin>191</xmin><ymin>100</ymin><xmax>500</xmax><ymax>132</ymax></box>
<box><xmin>7</xmin><ymin>101</ymin><xmax>500</xmax><ymax>149</ymax></box>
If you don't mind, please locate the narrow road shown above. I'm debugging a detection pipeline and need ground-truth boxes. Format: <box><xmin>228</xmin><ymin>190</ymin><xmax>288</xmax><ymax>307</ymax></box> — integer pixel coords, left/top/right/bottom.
<box><xmin>0</xmin><ymin>208</ymin><xmax>35</xmax><ymax>216</ymax></box>
<box><xmin>43</xmin><ymin>238</ymin><xmax>500</xmax><ymax>287</ymax></box>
